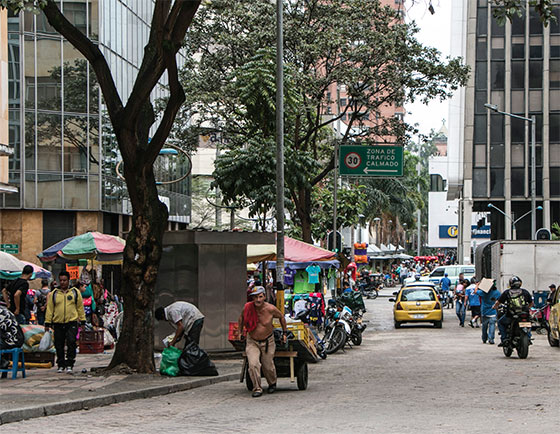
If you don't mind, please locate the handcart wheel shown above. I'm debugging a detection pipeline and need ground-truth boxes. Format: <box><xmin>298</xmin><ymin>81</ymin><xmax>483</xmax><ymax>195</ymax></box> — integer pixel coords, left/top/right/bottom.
<box><xmin>296</xmin><ymin>361</ymin><xmax>308</xmax><ymax>390</ymax></box>
<box><xmin>245</xmin><ymin>364</ymin><xmax>254</xmax><ymax>391</ymax></box>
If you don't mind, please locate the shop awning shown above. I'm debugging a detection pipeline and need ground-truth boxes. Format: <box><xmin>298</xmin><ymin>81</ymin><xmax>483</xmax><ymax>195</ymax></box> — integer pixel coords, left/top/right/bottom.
<box><xmin>247</xmin><ymin>236</ymin><xmax>336</xmax><ymax>264</ymax></box>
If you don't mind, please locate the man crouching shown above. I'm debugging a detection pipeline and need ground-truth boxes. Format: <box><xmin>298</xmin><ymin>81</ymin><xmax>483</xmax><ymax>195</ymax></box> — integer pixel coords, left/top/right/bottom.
<box><xmin>239</xmin><ymin>286</ymin><xmax>288</xmax><ymax>397</ymax></box>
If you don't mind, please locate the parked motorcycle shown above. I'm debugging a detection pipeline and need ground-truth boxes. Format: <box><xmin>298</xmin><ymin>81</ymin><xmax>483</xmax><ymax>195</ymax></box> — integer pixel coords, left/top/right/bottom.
<box><xmin>530</xmin><ymin>305</ymin><xmax>550</xmax><ymax>335</ymax></box>
<box><xmin>500</xmin><ymin>307</ymin><xmax>532</xmax><ymax>359</ymax></box>
<box><xmin>295</xmin><ymin>309</ymin><xmax>327</xmax><ymax>359</ymax></box>
<box><xmin>323</xmin><ymin>304</ymin><xmax>350</xmax><ymax>354</ymax></box>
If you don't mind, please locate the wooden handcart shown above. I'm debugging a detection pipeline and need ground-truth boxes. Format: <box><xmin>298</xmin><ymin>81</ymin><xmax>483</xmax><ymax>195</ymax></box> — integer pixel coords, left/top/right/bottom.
<box><xmin>229</xmin><ymin>320</ymin><xmax>318</xmax><ymax>391</ymax></box>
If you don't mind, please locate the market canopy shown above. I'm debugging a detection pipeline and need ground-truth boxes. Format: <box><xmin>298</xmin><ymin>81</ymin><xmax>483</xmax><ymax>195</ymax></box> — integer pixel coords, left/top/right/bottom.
<box><xmin>247</xmin><ymin>236</ymin><xmax>336</xmax><ymax>264</ymax></box>
<box><xmin>0</xmin><ymin>251</ymin><xmax>26</xmax><ymax>272</ymax></box>
<box><xmin>38</xmin><ymin>232</ymin><xmax>126</xmax><ymax>263</ymax></box>
<box><xmin>0</xmin><ymin>256</ymin><xmax>51</xmax><ymax>280</ymax></box>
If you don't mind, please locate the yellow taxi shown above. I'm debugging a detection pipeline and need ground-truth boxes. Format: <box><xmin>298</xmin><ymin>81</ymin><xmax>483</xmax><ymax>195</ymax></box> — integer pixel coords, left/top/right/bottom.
<box><xmin>389</xmin><ymin>285</ymin><xmax>443</xmax><ymax>329</ymax></box>
<box><xmin>548</xmin><ymin>288</ymin><xmax>560</xmax><ymax>347</ymax></box>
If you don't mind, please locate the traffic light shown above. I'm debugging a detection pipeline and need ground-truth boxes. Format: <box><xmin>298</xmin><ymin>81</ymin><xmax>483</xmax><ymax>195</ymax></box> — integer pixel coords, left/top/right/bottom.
<box><xmin>327</xmin><ymin>231</ymin><xmax>343</xmax><ymax>252</ymax></box>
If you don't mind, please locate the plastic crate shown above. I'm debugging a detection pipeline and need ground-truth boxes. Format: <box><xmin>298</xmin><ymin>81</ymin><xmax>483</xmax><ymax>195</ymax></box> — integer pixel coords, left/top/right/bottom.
<box><xmin>79</xmin><ymin>329</ymin><xmax>104</xmax><ymax>354</ymax></box>
<box><xmin>79</xmin><ymin>341</ymin><xmax>104</xmax><ymax>354</ymax></box>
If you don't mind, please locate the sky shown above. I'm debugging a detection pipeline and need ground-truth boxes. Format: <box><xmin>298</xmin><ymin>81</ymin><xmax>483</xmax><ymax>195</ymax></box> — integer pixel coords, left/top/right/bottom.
<box><xmin>404</xmin><ymin>0</ymin><xmax>452</xmax><ymax>138</ymax></box>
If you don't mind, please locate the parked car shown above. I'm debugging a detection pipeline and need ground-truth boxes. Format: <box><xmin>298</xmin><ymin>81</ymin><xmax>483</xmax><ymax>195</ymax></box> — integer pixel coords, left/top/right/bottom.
<box><xmin>389</xmin><ymin>285</ymin><xmax>443</xmax><ymax>329</ymax></box>
<box><xmin>547</xmin><ymin>288</ymin><xmax>560</xmax><ymax>347</ymax></box>
<box><xmin>404</xmin><ymin>265</ymin><xmax>475</xmax><ymax>289</ymax></box>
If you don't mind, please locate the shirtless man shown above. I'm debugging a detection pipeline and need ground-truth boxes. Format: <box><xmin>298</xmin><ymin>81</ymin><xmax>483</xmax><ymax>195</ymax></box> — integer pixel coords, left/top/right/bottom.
<box><xmin>238</xmin><ymin>286</ymin><xmax>288</xmax><ymax>397</ymax></box>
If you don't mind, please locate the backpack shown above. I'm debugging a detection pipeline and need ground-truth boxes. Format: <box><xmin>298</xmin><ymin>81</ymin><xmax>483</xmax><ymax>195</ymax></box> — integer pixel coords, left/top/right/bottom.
<box><xmin>507</xmin><ymin>289</ymin><xmax>529</xmax><ymax>313</ymax></box>
<box><xmin>52</xmin><ymin>288</ymin><xmax>79</xmax><ymax>307</ymax></box>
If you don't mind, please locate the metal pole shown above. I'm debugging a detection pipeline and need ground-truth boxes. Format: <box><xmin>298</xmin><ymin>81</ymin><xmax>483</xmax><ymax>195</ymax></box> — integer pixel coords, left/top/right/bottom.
<box><xmin>275</xmin><ymin>0</ymin><xmax>285</xmax><ymax>304</ymax></box>
<box><xmin>531</xmin><ymin>115</ymin><xmax>536</xmax><ymax>240</ymax></box>
<box><xmin>416</xmin><ymin>162</ymin><xmax>421</xmax><ymax>256</ymax></box>
<box><xmin>333</xmin><ymin>143</ymin><xmax>338</xmax><ymax>251</ymax></box>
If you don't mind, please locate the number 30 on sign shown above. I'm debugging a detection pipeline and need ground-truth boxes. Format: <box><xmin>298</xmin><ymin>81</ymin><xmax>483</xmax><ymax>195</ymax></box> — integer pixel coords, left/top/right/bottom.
<box><xmin>344</xmin><ymin>152</ymin><xmax>361</xmax><ymax>169</ymax></box>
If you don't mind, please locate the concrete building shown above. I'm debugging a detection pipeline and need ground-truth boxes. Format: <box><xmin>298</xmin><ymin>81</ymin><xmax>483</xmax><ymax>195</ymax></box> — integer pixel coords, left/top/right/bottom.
<box><xmin>0</xmin><ymin>1</ymin><xmax>190</xmax><ymax>266</ymax></box>
<box><xmin>428</xmin><ymin>123</ymin><xmax>490</xmax><ymax>251</ymax></box>
<box><xmin>453</xmin><ymin>0</ymin><xmax>560</xmax><ymax>261</ymax></box>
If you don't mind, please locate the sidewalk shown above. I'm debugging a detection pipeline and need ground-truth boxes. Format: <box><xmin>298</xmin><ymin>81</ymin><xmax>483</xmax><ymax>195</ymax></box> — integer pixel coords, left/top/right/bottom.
<box><xmin>0</xmin><ymin>350</ymin><xmax>241</xmax><ymax>425</ymax></box>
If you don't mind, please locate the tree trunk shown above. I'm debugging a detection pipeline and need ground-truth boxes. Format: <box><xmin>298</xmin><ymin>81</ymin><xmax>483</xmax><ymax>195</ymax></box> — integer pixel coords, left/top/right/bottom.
<box><xmin>294</xmin><ymin>188</ymin><xmax>313</xmax><ymax>243</ymax></box>
<box><xmin>108</xmin><ymin>165</ymin><xmax>168</xmax><ymax>373</ymax></box>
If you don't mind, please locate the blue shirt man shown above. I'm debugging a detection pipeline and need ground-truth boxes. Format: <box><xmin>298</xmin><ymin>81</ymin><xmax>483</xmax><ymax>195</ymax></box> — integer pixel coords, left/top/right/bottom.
<box><xmin>440</xmin><ymin>274</ymin><xmax>451</xmax><ymax>291</ymax></box>
<box><xmin>466</xmin><ymin>285</ymin><xmax>481</xmax><ymax>306</ymax></box>
<box><xmin>476</xmin><ymin>285</ymin><xmax>501</xmax><ymax>344</ymax></box>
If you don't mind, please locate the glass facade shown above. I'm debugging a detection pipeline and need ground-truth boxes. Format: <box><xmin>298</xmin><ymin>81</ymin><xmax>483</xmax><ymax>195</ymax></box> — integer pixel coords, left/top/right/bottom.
<box><xmin>2</xmin><ymin>0</ymin><xmax>190</xmax><ymax>223</ymax></box>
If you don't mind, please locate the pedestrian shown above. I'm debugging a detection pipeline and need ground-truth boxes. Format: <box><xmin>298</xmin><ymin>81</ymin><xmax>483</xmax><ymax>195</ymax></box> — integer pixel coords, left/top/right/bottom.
<box><xmin>455</xmin><ymin>278</ymin><xmax>467</xmax><ymax>327</ymax></box>
<box><xmin>155</xmin><ymin>301</ymin><xmax>205</xmax><ymax>347</ymax></box>
<box><xmin>34</xmin><ymin>279</ymin><xmax>50</xmax><ymax>326</ymax></box>
<box><xmin>238</xmin><ymin>286</ymin><xmax>288</xmax><ymax>397</ymax></box>
<box><xmin>44</xmin><ymin>271</ymin><xmax>86</xmax><ymax>374</ymax></box>
<box><xmin>476</xmin><ymin>281</ymin><xmax>501</xmax><ymax>344</ymax></box>
<box><xmin>440</xmin><ymin>273</ymin><xmax>452</xmax><ymax>308</ymax></box>
<box><xmin>466</xmin><ymin>278</ymin><xmax>481</xmax><ymax>327</ymax></box>
<box><xmin>1</xmin><ymin>265</ymin><xmax>34</xmax><ymax>325</ymax></box>
<box><xmin>0</xmin><ymin>299</ymin><xmax>24</xmax><ymax>370</ymax></box>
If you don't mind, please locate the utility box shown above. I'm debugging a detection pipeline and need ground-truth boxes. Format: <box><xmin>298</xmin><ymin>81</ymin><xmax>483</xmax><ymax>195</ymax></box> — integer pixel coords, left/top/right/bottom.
<box><xmin>154</xmin><ymin>230</ymin><xmax>274</xmax><ymax>352</ymax></box>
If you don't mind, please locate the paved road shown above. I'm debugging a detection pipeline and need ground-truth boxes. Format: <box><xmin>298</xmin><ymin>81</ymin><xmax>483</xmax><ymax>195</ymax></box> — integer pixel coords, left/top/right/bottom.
<box><xmin>4</xmin><ymin>291</ymin><xmax>560</xmax><ymax>433</ymax></box>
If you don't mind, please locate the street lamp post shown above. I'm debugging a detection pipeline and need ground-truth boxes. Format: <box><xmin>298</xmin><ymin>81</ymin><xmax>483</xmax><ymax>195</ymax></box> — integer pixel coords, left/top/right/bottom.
<box><xmin>487</xmin><ymin>203</ymin><xmax>543</xmax><ymax>240</ymax></box>
<box><xmin>484</xmin><ymin>103</ymin><xmax>537</xmax><ymax>240</ymax></box>
<box><xmin>373</xmin><ymin>217</ymin><xmax>381</xmax><ymax>246</ymax></box>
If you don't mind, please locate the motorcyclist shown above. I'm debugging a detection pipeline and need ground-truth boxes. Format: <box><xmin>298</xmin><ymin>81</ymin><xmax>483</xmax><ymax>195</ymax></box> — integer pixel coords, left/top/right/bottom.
<box><xmin>493</xmin><ymin>276</ymin><xmax>533</xmax><ymax>347</ymax></box>
<box><xmin>414</xmin><ymin>273</ymin><xmax>421</xmax><ymax>281</ymax></box>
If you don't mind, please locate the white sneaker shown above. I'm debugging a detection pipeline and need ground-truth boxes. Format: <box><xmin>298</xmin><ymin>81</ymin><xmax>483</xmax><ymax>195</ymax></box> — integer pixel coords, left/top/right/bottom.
<box><xmin>57</xmin><ymin>367</ymin><xmax>64</xmax><ymax>373</ymax></box>
<box><xmin>66</xmin><ymin>366</ymin><xmax>73</xmax><ymax>374</ymax></box>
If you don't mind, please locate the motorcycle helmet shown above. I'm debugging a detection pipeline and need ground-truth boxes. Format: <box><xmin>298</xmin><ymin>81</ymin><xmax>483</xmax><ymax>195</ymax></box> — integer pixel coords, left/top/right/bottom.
<box><xmin>414</xmin><ymin>273</ymin><xmax>421</xmax><ymax>281</ymax></box>
<box><xmin>509</xmin><ymin>275</ymin><xmax>522</xmax><ymax>289</ymax></box>
<box><xmin>328</xmin><ymin>299</ymin><xmax>337</xmax><ymax>308</ymax></box>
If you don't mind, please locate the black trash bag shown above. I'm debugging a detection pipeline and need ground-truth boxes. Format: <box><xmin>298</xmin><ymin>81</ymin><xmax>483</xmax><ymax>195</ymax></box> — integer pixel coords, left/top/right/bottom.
<box><xmin>177</xmin><ymin>342</ymin><xmax>219</xmax><ymax>376</ymax></box>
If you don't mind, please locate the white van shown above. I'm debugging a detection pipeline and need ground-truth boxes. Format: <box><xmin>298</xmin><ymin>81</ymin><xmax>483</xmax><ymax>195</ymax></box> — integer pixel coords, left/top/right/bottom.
<box><xmin>405</xmin><ymin>265</ymin><xmax>476</xmax><ymax>288</ymax></box>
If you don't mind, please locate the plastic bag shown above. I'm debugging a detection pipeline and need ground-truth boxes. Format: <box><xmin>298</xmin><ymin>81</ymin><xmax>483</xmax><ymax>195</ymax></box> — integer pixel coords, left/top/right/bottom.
<box><xmin>160</xmin><ymin>346</ymin><xmax>182</xmax><ymax>377</ymax></box>
<box><xmin>177</xmin><ymin>342</ymin><xmax>219</xmax><ymax>377</ymax></box>
<box><xmin>38</xmin><ymin>330</ymin><xmax>53</xmax><ymax>351</ymax></box>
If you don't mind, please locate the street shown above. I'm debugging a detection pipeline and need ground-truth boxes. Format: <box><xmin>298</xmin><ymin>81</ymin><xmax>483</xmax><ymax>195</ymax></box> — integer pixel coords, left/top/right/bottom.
<box><xmin>4</xmin><ymin>292</ymin><xmax>560</xmax><ymax>433</ymax></box>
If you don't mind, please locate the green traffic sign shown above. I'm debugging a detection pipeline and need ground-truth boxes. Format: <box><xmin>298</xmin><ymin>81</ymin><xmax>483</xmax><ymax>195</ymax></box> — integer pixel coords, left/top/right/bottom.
<box><xmin>339</xmin><ymin>145</ymin><xmax>403</xmax><ymax>177</ymax></box>
<box><xmin>0</xmin><ymin>243</ymin><xmax>19</xmax><ymax>254</ymax></box>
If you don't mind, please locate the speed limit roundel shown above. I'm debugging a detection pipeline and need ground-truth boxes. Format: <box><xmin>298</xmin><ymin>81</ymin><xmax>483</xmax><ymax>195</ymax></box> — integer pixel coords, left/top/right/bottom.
<box><xmin>344</xmin><ymin>152</ymin><xmax>361</xmax><ymax>169</ymax></box>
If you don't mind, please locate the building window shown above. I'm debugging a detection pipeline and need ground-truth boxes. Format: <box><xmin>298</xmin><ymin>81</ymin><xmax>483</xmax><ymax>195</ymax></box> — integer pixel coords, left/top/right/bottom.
<box><xmin>512</xmin><ymin>144</ymin><xmax>524</xmax><ymax>166</ymax></box>
<box><xmin>529</xmin><ymin>11</ymin><xmax>543</xmax><ymax>35</ymax></box>
<box><xmin>490</xmin><ymin>114</ymin><xmax>504</xmax><ymax>144</ymax></box>
<box><xmin>473</xmin><ymin>168</ymin><xmax>487</xmax><ymax>198</ymax></box>
<box><xmin>429</xmin><ymin>174</ymin><xmax>446</xmax><ymax>192</ymax></box>
<box><xmin>339</xmin><ymin>98</ymin><xmax>347</xmax><ymax>107</ymax></box>
<box><xmin>475</xmin><ymin>90</ymin><xmax>487</xmax><ymax>113</ymax></box>
<box><xmin>491</xmin><ymin>38</ymin><xmax>504</xmax><ymax>59</ymax></box>
<box><xmin>511</xmin><ymin>168</ymin><xmax>525</xmax><ymax>196</ymax></box>
<box><xmin>529</xmin><ymin>61</ymin><xmax>543</xmax><ymax>88</ymax></box>
<box><xmin>512</xmin><ymin>43</ymin><xmax>525</xmax><ymax>59</ymax></box>
<box><xmin>491</xmin><ymin>15</ymin><xmax>504</xmax><ymax>36</ymax></box>
<box><xmin>490</xmin><ymin>169</ymin><xmax>504</xmax><ymax>197</ymax></box>
<box><xmin>490</xmin><ymin>143</ymin><xmax>505</xmax><ymax>168</ymax></box>
<box><xmin>530</xmin><ymin>44</ymin><xmax>543</xmax><ymax>59</ymax></box>
<box><xmin>476</xmin><ymin>38</ymin><xmax>487</xmax><ymax>61</ymax></box>
<box><xmin>476</xmin><ymin>61</ymin><xmax>487</xmax><ymax>89</ymax></box>
<box><xmin>491</xmin><ymin>61</ymin><xmax>504</xmax><ymax>90</ymax></box>
<box><xmin>474</xmin><ymin>114</ymin><xmax>487</xmax><ymax>144</ymax></box>
<box><xmin>477</xmin><ymin>7</ymin><xmax>488</xmax><ymax>36</ymax></box>
<box><xmin>551</xmin><ymin>144</ymin><xmax>560</xmax><ymax>166</ymax></box>
<box><xmin>474</xmin><ymin>144</ymin><xmax>486</xmax><ymax>167</ymax></box>
<box><xmin>511</xmin><ymin>13</ymin><xmax>525</xmax><ymax>36</ymax></box>
<box><xmin>511</xmin><ymin>61</ymin><xmax>524</xmax><ymax>89</ymax></box>
<box><xmin>551</xmin><ymin>60</ymin><xmax>560</xmax><ymax>88</ymax></box>
<box><xmin>551</xmin><ymin>168</ymin><xmax>560</xmax><ymax>197</ymax></box>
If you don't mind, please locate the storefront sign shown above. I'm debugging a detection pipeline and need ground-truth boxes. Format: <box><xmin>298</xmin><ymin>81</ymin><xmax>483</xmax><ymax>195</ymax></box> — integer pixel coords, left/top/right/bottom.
<box><xmin>439</xmin><ymin>225</ymin><xmax>491</xmax><ymax>239</ymax></box>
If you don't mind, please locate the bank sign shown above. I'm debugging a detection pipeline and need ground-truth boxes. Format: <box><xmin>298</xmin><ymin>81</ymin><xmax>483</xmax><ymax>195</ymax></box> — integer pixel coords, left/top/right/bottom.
<box><xmin>339</xmin><ymin>145</ymin><xmax>403</xmax><ymax>177</ymax></box>
<box><xmin>439</xmin><ymin>225</ymin><xmax>491</xmax><ymax>239</ymax></box>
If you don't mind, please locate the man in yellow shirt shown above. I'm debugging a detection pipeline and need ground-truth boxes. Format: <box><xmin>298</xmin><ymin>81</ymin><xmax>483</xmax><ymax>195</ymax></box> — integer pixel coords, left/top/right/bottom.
<box><xmin>45</xmin><ymin>271</ymin><xmax>86</xmax><ymax>374</ymax></box>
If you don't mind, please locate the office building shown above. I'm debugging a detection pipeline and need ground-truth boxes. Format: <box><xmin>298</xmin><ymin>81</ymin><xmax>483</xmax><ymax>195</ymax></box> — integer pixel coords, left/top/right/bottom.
<box><xmin>0</xmin><ymin>1</ymin><xmax>191</xmax><ymax>264</ymax></box>
<box><xmin>450</xmin><ymin>0</ymin><xmax>560</xmax><ymax>262</ymax></box>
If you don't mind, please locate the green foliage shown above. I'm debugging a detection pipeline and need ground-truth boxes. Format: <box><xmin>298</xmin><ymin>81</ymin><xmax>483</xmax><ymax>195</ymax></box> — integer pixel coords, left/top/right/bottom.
<box><xmin>0</xmin><ymin>0</ymin><xmax>47</xmax><ymax>13</ymax></box>
<box><xmin>552</xmin><ymin>222</ymin><xmax>560</xmax><ymax>240</ymax></box>
<box><xmin>491</xmin><ymin>0</ymin><xmax>557</xmax><ymax>26</ymax></box>
<box><xmin>177</xmin><ymin>0</ymin><xmax>469</xmax><ymax>241</ymax></box>
<box><xmin>309</xmin><ymin>180</ymin><xmax>367</xmax><ymax>241</ymax></box>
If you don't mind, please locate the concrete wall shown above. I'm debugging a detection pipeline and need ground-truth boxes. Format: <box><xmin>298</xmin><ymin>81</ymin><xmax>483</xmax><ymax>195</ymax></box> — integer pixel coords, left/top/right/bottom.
<box><xmin>0</xmin><ymin>210</ymin><xmax>43</xmax><ymax>264</ymax></box>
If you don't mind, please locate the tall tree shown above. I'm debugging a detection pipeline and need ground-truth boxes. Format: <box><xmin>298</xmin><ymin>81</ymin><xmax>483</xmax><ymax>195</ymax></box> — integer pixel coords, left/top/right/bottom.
<box><xmin>1</xmin><ymin>0</ymin><xmax>202</xmax><ymax>373</ymax></box>
<box><xmin>175</xmin><ymin>0</ymin><xmax>468</xmax><ymax>242</ymax></box>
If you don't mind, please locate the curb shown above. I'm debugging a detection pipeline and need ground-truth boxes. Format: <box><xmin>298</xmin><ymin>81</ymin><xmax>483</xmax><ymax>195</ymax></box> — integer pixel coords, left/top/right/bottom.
<box><xmin>0</xmin><ymin>372</ymin><xmax>238</xmax><ymax>425</ymax></box>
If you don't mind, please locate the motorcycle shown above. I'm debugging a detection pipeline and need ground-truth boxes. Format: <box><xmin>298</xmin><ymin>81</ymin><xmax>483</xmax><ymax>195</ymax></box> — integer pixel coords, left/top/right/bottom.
<box><xmin>357</xmin><ymin>278</ymin><xmax>380</xmax><ymax>300</ymax></box>
<box><xmin>294</xmin><ymin>309</ymin><xmax>327</xmax><ymax>360</ymax></box>
<box><xmin>323</xmin><ymin>304</ymin><xmax>350</xmax><ymax>354</ymax></box>
<box><xmin>343</xmin><ymin>305</ymin><xmax>367</xmax><ymax>346</ymax></box>
<box><xmin>499</xmin><ymin>306</ymin><xmax>532</xmax><ymax>359</ymax></box>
